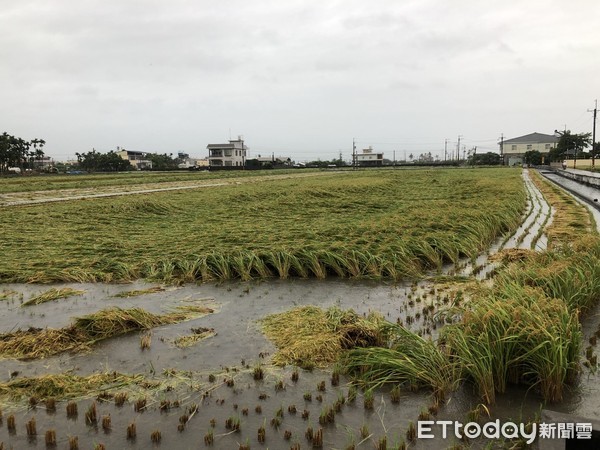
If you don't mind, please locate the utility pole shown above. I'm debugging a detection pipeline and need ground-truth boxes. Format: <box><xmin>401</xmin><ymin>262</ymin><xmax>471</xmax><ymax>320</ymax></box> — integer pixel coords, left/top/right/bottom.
<box><xmin>499</xmin><ymin>134</ymin><xmax>504</xmax><ymax>165</ymax></box>
<box><xmin>444</xmin><ymin>139</ymin><xmax>448</xmax><ymax>161</ymax></box>
<box><xmin>352</xmin><ymin>138</ymin><xmax>356</xmax><ymax>169</ymax></box>
<box><xmin>589</xmin><ymin>100</ymin><xmax>597</xmax><ymax>168</ymax></box>
<box><xmin>241</xmin><ymin>137</ymin><xmax>245</xmax><ymax>170</ymax></box>
<box><xmin>393</xmin><ymin>150</ymin><xmax>396</xmax><ymax>166</ymax></box>
<box><xmin>457</xmin><ymin>135</ymin><xmax>462</xmax><ymax>161</ymax></box>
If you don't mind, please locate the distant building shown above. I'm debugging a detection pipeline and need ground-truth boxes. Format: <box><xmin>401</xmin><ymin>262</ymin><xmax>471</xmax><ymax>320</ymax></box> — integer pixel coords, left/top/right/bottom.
<box><xmin>32</xmin><ymin>156</ymin><xmax>54</xmax><ymax>169</ymax></box>
<box><xmin>355</xmin><ymin>146</ymin><xmax>383</xmax><ymax>166</ymax></box>
<box><xmin>501</xmin><ymin>132</ymin><xmax>558</xmax><ymax>166</ymax></box>
<box><xmin>117</xmin><ymin>149</ymin><xmax>153</xmax><ymax>170</ymax></box>
<box><xmin>177</xmin><ymin>157</ymin><xmax>209</xmax><ymax>169</ymax></box>
<box><xmin>207</xmin><ymin>138</ymin><xmax>247</xmax><ymax>168</ymax></box>
<box><xmin>195</xmin><ymin>158</ymin><xmax>209</xmax><ymax>168</ymax></box>
<box><xmin>253</xmin><ymin>155</ymin><xmax>293</xmax><ymax>167</ymax></box>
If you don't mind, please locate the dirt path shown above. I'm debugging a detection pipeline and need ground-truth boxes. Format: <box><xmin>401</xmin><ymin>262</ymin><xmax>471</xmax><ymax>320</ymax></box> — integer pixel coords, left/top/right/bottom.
<box><xmin>0</xmin><ymin>171</ymin><xmax>346</xmax><ymax>206</ymax></box>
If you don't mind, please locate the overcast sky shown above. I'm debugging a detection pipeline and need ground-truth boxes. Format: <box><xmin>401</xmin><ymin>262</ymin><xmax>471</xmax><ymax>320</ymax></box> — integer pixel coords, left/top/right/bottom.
<box><xmin>1</xmin><ymin>0</ymin><xmax>599</xmax><ymax>162</ymax></box>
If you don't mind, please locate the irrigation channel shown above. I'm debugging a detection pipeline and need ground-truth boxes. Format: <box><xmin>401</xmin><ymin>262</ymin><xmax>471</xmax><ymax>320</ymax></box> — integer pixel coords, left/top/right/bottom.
<box><xmin>0</xmin><ymin>169</ymin><xmax>598</xmax><ymax>449</ymax></box>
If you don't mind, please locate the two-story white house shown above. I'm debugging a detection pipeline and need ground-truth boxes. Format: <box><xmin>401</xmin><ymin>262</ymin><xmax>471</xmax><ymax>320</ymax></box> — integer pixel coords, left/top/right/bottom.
<box><xmin>501</xmin><ymin>132</ymin><xmax>558</xmax><ymax>166</ymax></box>
<box><xmin>355</xmin><ymin>146</ymin><xmax>383</xmax><ymax>166</ymax></box>
<box><xmin>207</xmin><ymin>138</ymin><xmax>247</xmax><ymax>168</ymax></box>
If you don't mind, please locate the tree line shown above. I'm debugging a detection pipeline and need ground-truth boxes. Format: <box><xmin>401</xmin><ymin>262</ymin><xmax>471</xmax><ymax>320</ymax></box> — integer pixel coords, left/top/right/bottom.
<box><xmin>75</xmin><ymin>149</ymin><xmax>186</xmax><ymax>172</ymax></box>
<box><xmin>0</xmin><ymin>132</ymin><xmax>46</xmax><ymax>173</ymax></box>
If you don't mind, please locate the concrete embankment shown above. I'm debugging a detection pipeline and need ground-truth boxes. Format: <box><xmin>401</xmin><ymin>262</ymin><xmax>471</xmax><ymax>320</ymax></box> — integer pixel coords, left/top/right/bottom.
<box><xmin>554</xmin><ymin>167</ymin><xmax>600</xmax><ymax>189</ymax></box>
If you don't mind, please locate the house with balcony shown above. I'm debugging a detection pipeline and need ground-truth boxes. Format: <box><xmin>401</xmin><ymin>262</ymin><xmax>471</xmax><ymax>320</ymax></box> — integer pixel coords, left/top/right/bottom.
<box><xmin>117</xmin><ymin>149</ymin><xmax>153</xmax><ymax>170</ymax></box>
<box><xmin>501</xmin><ymin>132</ymin><xmax>558</xmax><ymax>166</ymax></box>
<box><xmin>207</xmin><ymin>138</ymin><xmax>247</xmax><ymax>168</ymax></box>
<box><xmin>355</xmin><ymin>146</ymin><xmax>383</xmax><ymax>166</ymax></box>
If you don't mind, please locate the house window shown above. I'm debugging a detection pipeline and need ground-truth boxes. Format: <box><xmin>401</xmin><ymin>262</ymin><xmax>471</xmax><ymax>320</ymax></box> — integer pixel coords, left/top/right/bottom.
<box><xmin>511</xmin><ymin>145</ymin><xmax>517</xmax><ymax>151</ymax></box>
<box><xmin>545</xmin><ymin>144</ymin><xmax>551</xmax><ymax>150</ymax></box>
<box><xmin>526</xmin><ymin>144</ymin><xmax>532</xmax><ymax>150</ymax></box>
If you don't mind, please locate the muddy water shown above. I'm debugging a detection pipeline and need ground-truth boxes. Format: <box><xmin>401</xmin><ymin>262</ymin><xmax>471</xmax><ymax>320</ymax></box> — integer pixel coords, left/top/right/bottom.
<box><xmin>0</xmin><ymin>278</ymin><xmax>542</xmax><ymax>448</ymax></box>
<box><xmin>1</xmin><ymin>276</ymin><xmax>596</xmax><ymax>449</ymax></box>
<box><xmin>0</xmin><ymin>280</ymin><xmax>458</xmax><ymax>379</ymax></box>
<box><xmin>0</xmin><ymin>280</ymin><xmax>465</xmax><ymax>449</ymax></box>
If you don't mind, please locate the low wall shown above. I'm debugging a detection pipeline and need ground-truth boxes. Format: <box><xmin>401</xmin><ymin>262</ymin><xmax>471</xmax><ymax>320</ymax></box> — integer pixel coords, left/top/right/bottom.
<box><xmin>556</xmin><ymin>169</ymin><xmax>600</xmax><ymax>188</ymax></box>
<box><xmin>565</xmin><ymin>159</ymin><xmax>599</xmax><ymax>169</ymax></box>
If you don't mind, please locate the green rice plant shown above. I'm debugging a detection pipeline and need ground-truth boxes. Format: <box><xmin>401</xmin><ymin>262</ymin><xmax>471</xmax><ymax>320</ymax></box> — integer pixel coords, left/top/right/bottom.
<box><xmin>172</xmin><ymin>258</ymin><xmax>204</xmax><ymax>282</ymax></box>
<box><xmin>0</xmin><ymin>168</ymin><xmax>526</xmax><ymax>283</ymax></box>
<box><xmin>265</xmin><ymin>251</ymin><xmax>293</xmax><ymax>278</ymax></box>
<box><xmin>231</xmin><ymin>252</ymin><xmax>255</xmax><ymax>281</ymax></box>
<box><xmin>442</xmin><ymin>281</ymin><xmax>582</xmax><ymax>403</ymax></box>
<box><xmin>205</xmin><ymin>253</ymin><xmax>233</xmax><ymax>280</ymax></box>
<box><xmin>93</xmin><ymin>260</ymin><xmax>140</xmax><ymax>282</ymax></box>
<box><xmin>252</xmin><ymin>254</ymin><xmax>272</xmax><ymax>278</ymax></box>
<box><xmin>22</xmin><ymin>287</ymin><xmax>85</xmax><ymax>307</ymax></box>
<box><xmin>497</xmin><ymin>239</ymin><xmax>600</xmax><ymax>314</ymax></box>
<box><xmin>298</xmin><ymin>250</ymin><xmax>327</xmax><ymax>279</ymax></box>
<box><xmin>320</xmin><ymin>250</ymin><xmax>349</xmax><ymax>278</ymax></box>
<box><xmin>342</xmin><ymin>322</ymin><xmax>457</xmax><ymax>399</ymax></box>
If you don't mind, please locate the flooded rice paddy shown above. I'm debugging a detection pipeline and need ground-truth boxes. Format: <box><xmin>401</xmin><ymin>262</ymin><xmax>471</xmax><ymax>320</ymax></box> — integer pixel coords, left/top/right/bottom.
<box><xmin>0</xmin><ymin>277</ymin><xmax>599</xmax><ymax>449</ymax></box>
<box><xmin>0</xmin><ymin>169</ymin><xmax>599</xmax><ymax>449</ymax></box>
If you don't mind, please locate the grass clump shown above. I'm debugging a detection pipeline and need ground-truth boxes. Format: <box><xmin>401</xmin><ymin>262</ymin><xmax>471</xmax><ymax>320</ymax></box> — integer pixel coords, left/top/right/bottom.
<box><xmin>0</xmin><ymin>372</ymin><xmax>150</xmax><ymax>402</ymax></box>
<box><xmin>0</xmin><ymin>289</ymin><xmax>18</xmax><ymax>301</ymax></box>
<box><xmin>262</xmin><ymin>306</ymin><xmax>385</xmax><ymax>368</ymax></box>
<box><xmin>0</xmin><ymin>305</ymin><xmax>213</xmax><ymax>359</ymax></box>
<box><xmin>113</xmin><ymin>286</ymin><xmax>165</xmax><ymax>298</ymax></box>
<box><xmin>22</xmin><ymin>287</ymin><xmax>85</xmax><ymax>307</ymax></box>
<box><xmin>173</xmin><ymin>327</ymin><xmax>215</xmax><ymax>348</ymax></box>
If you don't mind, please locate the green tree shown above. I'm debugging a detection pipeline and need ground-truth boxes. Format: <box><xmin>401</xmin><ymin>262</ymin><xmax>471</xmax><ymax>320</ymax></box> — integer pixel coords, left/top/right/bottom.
<box><xmin>0</xmin><ymin>132</ymin><xmax>45</xmax><ymax>173</ymax></box>
<box><xmin>548</xmin><ymin>130</ymin><xmax>592</xmax><ymax>162</ymax></box>
<box><xmin>468</xmin><ymin>152</ymin><xmax>501</xmax><ymax>165</ymax></box>
<box><xmin>145</xmin><ymin>153</ymin><xmax>179</xmax><ymax>170</ymax></box>
<box><xmin>523</xmin><ymin>150</ymin><xmax>543</xmax><ymax>165</ymax></box>
<box><xmin>76</xmin><ymin>149</ymin><xmax>131</xmax><ymax>172</ymax></box>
